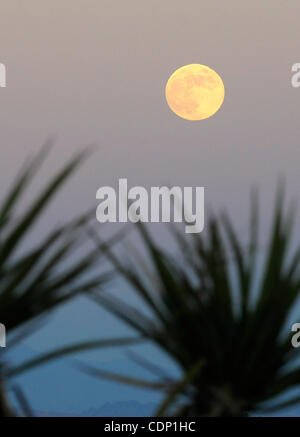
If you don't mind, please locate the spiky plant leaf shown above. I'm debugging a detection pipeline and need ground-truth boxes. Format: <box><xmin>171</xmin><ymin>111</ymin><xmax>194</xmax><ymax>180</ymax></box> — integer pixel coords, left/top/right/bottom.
<box><xmin>0</xmin><ymin>146</ymin><xmax>121</xmax><ymax>416</ymax></box>
<box><xmin>89</xmin><ymin>190</ymin><xmax>300</xmax><ymax>416</ymax></box>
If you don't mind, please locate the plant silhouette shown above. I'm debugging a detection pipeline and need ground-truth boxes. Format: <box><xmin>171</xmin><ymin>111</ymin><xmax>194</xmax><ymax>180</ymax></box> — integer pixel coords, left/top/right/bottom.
<box><xmin>0</xmin><ymin>143</ymin><xmax>136</xmax><ymax>416</ymax></box>
<box><xmin>87</xmin><ymin>189</ymin><xmax>300</xmax><ymax>416</ymax></box>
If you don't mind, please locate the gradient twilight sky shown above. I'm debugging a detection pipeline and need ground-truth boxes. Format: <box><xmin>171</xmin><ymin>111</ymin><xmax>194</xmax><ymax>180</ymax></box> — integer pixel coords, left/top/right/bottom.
<box><xmin>1</xmin><ymin>0</ymin><xmax>300</xmax><ymax>381</ymax></box>
<box><xmin>1</xmin><ymin>0</ymin><xmax>300</xmax><ymax>218</ymax></box>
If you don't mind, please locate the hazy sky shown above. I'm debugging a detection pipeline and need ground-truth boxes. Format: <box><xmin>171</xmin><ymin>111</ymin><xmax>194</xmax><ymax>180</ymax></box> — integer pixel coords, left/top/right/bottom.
<box><xmin>1</xmin><ymin>0</ymin><xmax>300</xmax><ymax>376</ymax></box>
<box><xmin>1</xmin><ymin>1</ymin><xmax>300</xmax><ymax>219</ymax></box>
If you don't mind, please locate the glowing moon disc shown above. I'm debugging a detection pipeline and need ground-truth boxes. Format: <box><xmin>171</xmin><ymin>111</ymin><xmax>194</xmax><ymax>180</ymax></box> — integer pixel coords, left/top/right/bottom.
<box><xmin>165</xmin><ymin>64</ymin><xmax>225</xmax><ymax>121</ymax></box>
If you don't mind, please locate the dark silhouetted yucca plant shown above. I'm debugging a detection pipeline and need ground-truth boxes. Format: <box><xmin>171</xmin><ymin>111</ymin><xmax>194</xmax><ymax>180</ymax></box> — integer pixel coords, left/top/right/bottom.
<box><xmin>87</xmin><ymin>189</ymin><xmax>300</xmax><ymax>416</ymax></box>
<box><xmin>0</xmin><ymin>144</ymin><xmax>136</xmax><ymax>416</ymax></box>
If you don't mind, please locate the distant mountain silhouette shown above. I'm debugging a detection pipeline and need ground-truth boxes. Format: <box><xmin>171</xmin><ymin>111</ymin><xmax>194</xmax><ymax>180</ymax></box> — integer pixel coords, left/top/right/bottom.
<box><xmin>82</xmin><ymin>400</ymin><xmax>156</xmax><ymax>417</ymax></box>
<box><xmin>6</xmin><ymin>344</ymin><xmax>166</xmax><ymax>414</ymax></box>
<box><xmin>6</xmin><ymin>345</ymin><xmax>300</xmax><ymax>417</ymax></box>
<box><xmin>36</xmin><ymin>400</ymin><xmax>156</xmax><ymax>417</ymax></box>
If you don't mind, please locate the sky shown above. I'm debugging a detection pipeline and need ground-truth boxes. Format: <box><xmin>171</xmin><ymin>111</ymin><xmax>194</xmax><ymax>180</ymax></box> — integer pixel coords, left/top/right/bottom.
<box><xmin>1</xmin><ymin>0</ymin><xmax>300</xmax><ymax>411</ymax></box>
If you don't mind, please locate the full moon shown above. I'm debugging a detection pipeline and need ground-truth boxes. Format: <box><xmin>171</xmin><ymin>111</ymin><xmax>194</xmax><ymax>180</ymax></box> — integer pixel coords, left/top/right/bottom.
<box><xmin>165</xmin><ymin>64</ymin><xmax>225</xmax><ymax>121</ymax></box>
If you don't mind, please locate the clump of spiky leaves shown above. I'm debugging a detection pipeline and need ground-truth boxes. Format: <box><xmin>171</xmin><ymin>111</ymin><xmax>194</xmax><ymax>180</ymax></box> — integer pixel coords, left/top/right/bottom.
<box><xmin>0</xmin><ymin>143</ymin><xmax>138</xmax><ymax>416</ymax></box>
<box><xmin>88</xmin><ymin>189</ymin><xmax>300</xmax><ymax>416</ymax></box>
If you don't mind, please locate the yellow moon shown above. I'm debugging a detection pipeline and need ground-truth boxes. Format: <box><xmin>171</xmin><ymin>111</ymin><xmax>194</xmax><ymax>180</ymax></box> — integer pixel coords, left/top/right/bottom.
<box><xmin>165</xmin><ymin>64</ymin><xmax>225</xmax><ymax>120</ymax></box>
